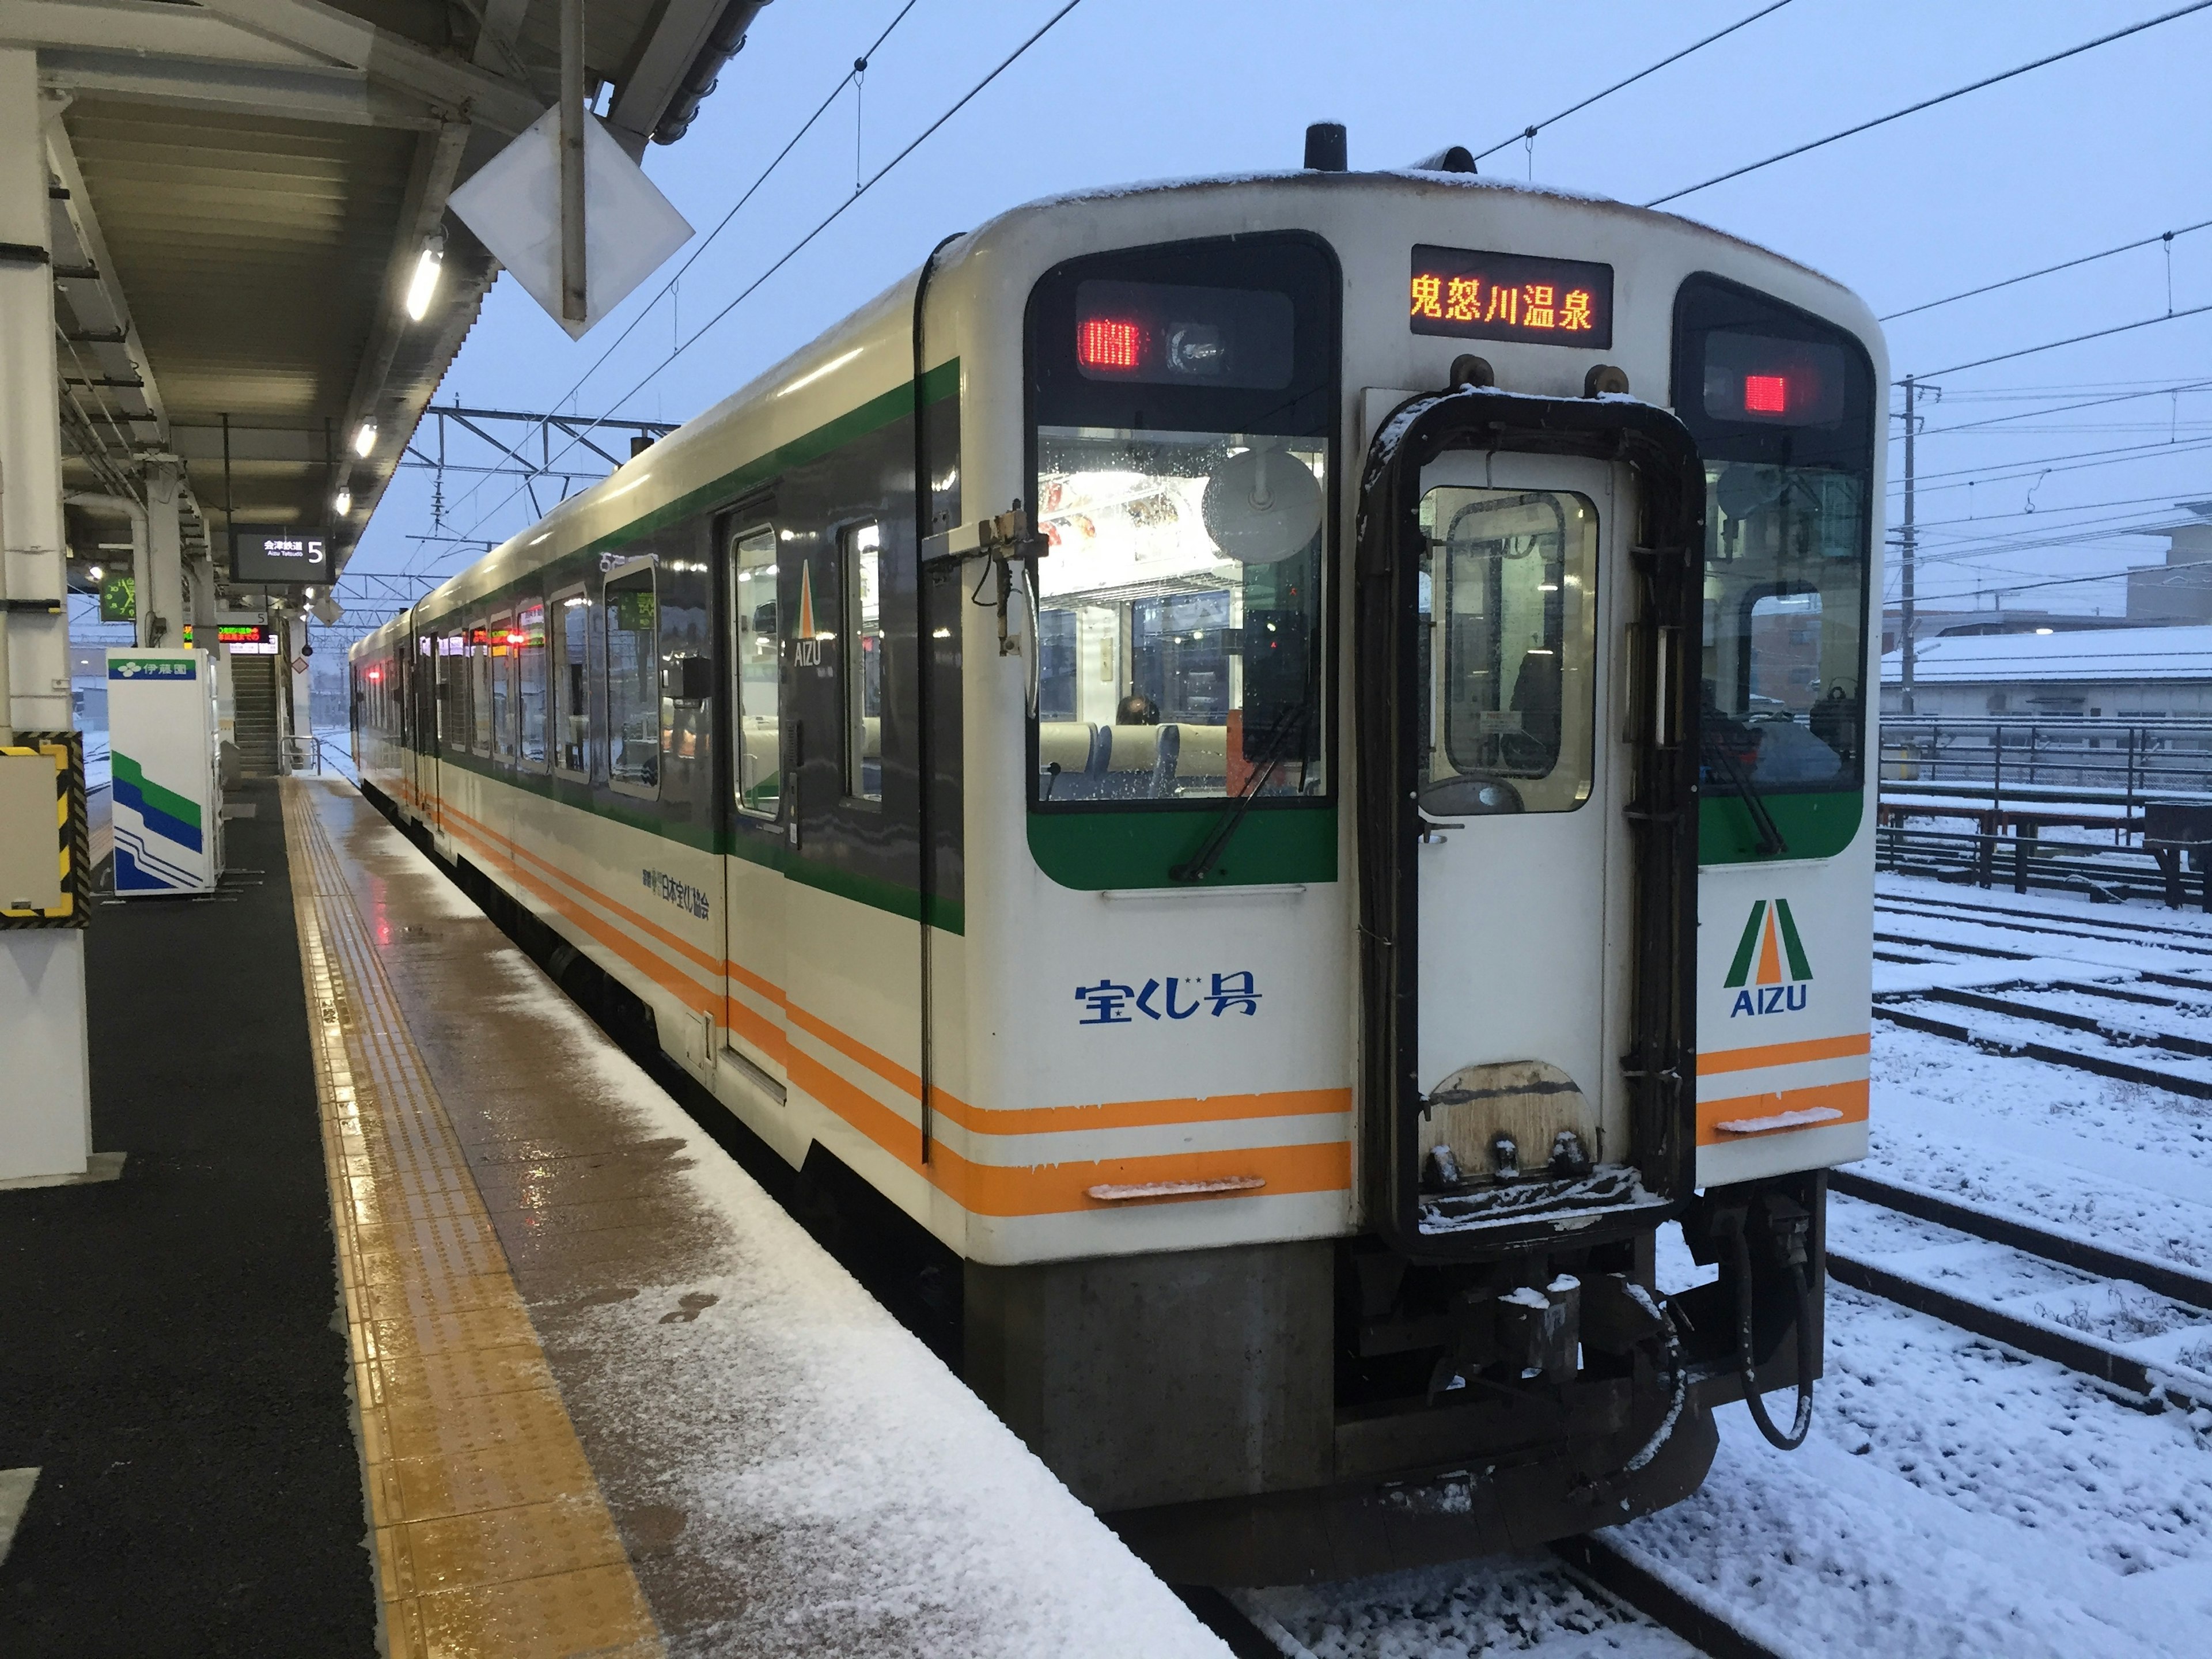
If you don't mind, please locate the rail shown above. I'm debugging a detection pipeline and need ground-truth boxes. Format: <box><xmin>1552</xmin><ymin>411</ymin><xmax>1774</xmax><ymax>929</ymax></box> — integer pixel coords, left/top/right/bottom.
<box><xmin>1829</xmin><ymin>1171</ymin><xmax>2212</xmax><ymax>1415</ymax></box>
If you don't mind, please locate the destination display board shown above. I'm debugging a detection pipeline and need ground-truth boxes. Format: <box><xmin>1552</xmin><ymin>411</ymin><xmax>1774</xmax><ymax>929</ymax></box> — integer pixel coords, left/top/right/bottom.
<box><xmin>1409</xmin><ymin>245</ymin><xmax>1614</xmax><ymax>349</ymax></box>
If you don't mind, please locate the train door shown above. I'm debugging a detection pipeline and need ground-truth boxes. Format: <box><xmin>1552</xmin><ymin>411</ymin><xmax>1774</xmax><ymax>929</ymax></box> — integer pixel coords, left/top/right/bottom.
<box><xmin>1357</xmin><ymin>389</ymin><xmax>1702</xmax><ymax>1255</ymax></box>
<box><xmin>720</xmin><ymin>517</ymin><xmax>791</xmax><ymax>1104</ymax></box>
<box><xmin>1410</xmin><ymin>453</ymin><xmax>1622</xmax><ymax>1192</ymax></box>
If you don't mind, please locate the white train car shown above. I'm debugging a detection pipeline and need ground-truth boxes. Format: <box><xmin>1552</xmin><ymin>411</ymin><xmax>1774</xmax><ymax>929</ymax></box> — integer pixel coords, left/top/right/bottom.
<box><xmin>353</xmin><ymin>130</ymin><xmax>1881</xmax><ymax>1583</ymax></box>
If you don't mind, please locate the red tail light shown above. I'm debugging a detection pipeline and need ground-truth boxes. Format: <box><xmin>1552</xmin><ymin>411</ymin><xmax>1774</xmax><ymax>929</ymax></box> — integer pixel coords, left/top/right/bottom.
<box><xmin>1743</xmin><ymin>373</ymin><xmax>1789</xmax><ymax>414</ymax></box>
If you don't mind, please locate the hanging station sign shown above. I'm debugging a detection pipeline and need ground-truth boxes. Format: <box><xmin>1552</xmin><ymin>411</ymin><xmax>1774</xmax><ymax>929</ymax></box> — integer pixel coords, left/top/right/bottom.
<box><xmin>230</xmin><ymin>528</ymin><xmax>331</xmax><ymax>586</ymax></box>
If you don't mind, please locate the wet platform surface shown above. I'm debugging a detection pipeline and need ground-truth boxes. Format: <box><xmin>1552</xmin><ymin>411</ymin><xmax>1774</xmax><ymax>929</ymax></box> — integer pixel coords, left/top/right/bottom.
<box><xmin>2</xmin><ymin>775</ymin><xmax>1229</xmax><ymax>1656</ymax></box>
<box><xmin>283</xmin><ymin>778</ymin><xmax>1228</xmax><ymax>1657</ymax></box>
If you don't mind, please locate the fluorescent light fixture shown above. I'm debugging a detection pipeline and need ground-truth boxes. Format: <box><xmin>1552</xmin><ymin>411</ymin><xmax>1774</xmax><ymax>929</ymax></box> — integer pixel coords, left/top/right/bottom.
<box><xmin>775</xmin><ymin>347</ymin><xmax>863</xmax><ymax>399</ymax></box>
<box><xmin>334</xmin><ymin>488</ymin><xmax>352</xmax><ymax>516</ymax></box>
<box><xmin>404</xmin><ymin>244</ymin><xmax>442</xmax><ymax>321</ymax></box>
<box><xmin>2035</xmin><ymin>626</ymin><xmax>2054</xmax><ymax>635</ymax></box>
<box><xmin>353</xmin><ymin>421</ymin><xmax>377</xmax><ymax>457</ymax></box>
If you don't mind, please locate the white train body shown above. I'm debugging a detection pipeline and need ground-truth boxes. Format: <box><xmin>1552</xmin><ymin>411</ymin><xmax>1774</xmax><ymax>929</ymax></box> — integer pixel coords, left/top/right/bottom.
<box><xmin>354</xmin><ymin>162</ymin><xmax>1883</xmax><ymax>1581</ymax></box>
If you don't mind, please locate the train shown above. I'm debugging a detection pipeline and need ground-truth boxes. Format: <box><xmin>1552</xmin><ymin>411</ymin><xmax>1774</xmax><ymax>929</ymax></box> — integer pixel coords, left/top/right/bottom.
<box><xmin>352</xmin><ymin>126</ymin><xmax>1881</xmax><ymax>1584</ymax></box>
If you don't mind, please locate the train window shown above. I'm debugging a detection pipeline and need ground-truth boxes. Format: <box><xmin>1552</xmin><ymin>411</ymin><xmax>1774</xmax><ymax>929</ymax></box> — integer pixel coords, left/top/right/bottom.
<box><xmin>490</xmin><ymin>609</ymin><xmax>516</xmax><ymax>762</ymax></box>
<box><xmin>730</xmin><ymin>527</ymin><xmax>781</xmax><ymax>817</ymax></box>
<box><xmin>843</xmin><ymin>521</ymin><xmax>882</xmax><ymax>805</ymax></box>
<box><xmin>469</xmin><ymin>619</ymin><xmax>493</xmax><ymax>753</ymax></box>
<box><xmin>605</xmin><ymin>565</ymin><xmax>659</xmax><ymax>797</ymax></box>
<box><xmin>517</xmin><ymin>601</ymin><xmax>548</xmax><ymax>769</ymax></box>
<box><xmin>1673</xmin><ymin>275</ymin><xmax>1873</xmax><ymax>806</ymax></box>
<box><xmin>551</xmin><ymin>589</ymin><xmax>590</xmax><ymax>777</ymax></box>
<box><xmin>1417</xmin><ymin>488</ymin><xmax>1598</xmax><ymax>814</ymax></box>
<box><xmin>1026</xmin><ymin>236</ymin><xmax>1338</xmax><ymax>815</ymax></box>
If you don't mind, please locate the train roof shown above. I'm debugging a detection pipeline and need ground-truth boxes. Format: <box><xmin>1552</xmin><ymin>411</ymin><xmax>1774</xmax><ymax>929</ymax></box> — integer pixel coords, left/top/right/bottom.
<box><xmin>358</xmin><ymin>166</ymin><xmax>1874</xmax><ymax>661</ymax></box>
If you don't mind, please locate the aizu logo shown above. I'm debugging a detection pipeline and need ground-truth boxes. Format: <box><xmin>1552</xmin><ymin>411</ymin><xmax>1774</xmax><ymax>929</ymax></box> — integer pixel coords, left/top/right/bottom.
<box><xmin>1725</xmin><ymin>898</ymin><xmax>1812</xmax><ymax>1018</ymax></box>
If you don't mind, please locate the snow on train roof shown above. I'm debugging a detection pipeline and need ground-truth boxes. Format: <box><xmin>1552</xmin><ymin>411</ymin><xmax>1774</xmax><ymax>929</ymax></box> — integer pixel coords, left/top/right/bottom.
<box><xmin>980</xmin><ymin>164</ymin><xmax>1851</xmax><ymax>296</ymax></box>
<box><xmin>1881</xmin><ymin>625</ymin><xmax>2212</xmax><ymax>684</ymax></box>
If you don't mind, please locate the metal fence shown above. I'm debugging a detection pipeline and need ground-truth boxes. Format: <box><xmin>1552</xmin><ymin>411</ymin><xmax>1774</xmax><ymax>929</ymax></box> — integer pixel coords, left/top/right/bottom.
<box><xmin>1880</xmin><ymin>717</ymin><xmax>2212</xmax><ymax>808</ymax></box>
<box><xmin>1876</xmin><ymin>821</ymin><xmax>2210</xmax><ymax>910</ymax></box>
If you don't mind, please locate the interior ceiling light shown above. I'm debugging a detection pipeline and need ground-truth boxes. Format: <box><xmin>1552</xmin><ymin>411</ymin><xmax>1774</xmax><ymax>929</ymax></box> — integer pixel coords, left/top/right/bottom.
<box><xmin>404</xmin><ymin>238</ymin><xmax>444</xmax><ymax>322</ymax></box>
<box><xmin>89</xmin><ymin>564</ymin><xmax>104</xmax><ymax>581</ymax></box>
<box><xmin>335</xmin><ymin>488</ymin><xmax>353</xmax><ymax>517</ymax></box>
<box><xmin>353</xmin><ymin>421</ymin><xmax>377</xmax><ymax>457</ymax></box>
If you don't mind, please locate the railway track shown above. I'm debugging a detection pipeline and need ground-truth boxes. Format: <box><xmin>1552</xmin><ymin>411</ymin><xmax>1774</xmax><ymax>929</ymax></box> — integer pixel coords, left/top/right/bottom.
<box><xmin>1827</xmin><ymin>1171</ymin><xmax>2212</xmax><ymax>1417</ymax></box>
<box><xmin>1876</xmin><ymin>894</ymin><xmax>2212</xmax><ymax>958</ymax></box>
<box><xmin>1877</xmin><ymin>921</ymin><xmax>2212</xmax><ymax>997</ymax></box>
<box><xmin>1877</xmin><ymin>888</ymin><xmax>2212</xmax><ymax>946</ymax></box>
<box><xmin>1872</xmin><ymin>983</ymin><xmax>2212</xmax><ymax>1099</ymax></box>
<box><xmin>1203</xmin><ymin>1537</ymin><xmax>1793</xmax><ymax>1659</ymax></box>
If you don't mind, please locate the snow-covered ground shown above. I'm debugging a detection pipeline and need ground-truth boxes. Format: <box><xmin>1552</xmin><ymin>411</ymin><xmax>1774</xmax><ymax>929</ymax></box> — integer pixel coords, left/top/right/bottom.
<box><xmin>1252</xmin><ymin>874</ymin><xmax>2212</xmax><ymax>1657</ymax></box>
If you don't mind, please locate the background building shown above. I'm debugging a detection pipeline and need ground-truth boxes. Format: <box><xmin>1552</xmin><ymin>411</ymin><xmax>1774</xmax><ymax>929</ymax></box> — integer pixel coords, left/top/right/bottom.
<box><xmin>1880</xmin><ymin>625</ymin><xmax>2212</xmax><ymax>721</ymax></box>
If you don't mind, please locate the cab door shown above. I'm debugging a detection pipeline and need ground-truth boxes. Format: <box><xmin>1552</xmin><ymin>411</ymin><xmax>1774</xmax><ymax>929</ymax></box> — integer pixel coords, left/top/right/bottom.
<box><xmin>1410</xmin><ymin>453</ymin><xmax>1623</xmax><ymax>1195</ymax></box>
<box><xmin>1355</xmin><ymin>389</ymin><xmax>1702</xmax><ymax>1255</ymax></box>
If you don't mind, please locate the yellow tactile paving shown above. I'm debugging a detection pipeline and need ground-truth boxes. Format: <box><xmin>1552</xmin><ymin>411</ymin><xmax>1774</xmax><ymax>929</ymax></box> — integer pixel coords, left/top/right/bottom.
<box><xmin>281</xmin><ymin>782</ymin><xmax>664</xmax><ymax>1659</ymax></box>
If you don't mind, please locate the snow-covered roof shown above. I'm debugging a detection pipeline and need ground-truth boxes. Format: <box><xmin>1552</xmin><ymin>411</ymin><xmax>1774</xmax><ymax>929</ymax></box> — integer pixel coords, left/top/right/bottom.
<box><xmin>1881</xmin><ymin>626</ymin><xmax>2212</xmax><ymax>684</ymax></box>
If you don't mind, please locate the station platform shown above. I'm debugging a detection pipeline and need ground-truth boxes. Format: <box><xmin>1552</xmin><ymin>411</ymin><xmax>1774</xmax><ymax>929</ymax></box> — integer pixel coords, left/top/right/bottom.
<box><xmin>1</xmin><ymin>776</ymin><xmax>1231</xmax><ymax>1657</ymax></box>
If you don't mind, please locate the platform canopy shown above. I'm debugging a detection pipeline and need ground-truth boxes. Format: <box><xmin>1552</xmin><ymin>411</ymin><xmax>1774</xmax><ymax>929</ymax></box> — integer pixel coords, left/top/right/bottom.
<box><xmin>6</xmin><ymin>0</ymin><xmax>768</xmax><ymax>593</ymax></box>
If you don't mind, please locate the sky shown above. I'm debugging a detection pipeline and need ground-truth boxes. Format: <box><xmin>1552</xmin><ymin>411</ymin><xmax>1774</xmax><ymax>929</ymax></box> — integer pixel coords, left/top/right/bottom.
<box><xmin>335</xmin><ymin>0</ymin><xmax>2212</xmax><ymax>634</ymax></box>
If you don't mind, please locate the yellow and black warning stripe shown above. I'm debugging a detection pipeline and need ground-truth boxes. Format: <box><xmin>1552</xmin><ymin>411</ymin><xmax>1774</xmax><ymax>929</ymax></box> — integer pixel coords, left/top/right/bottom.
<box><xmin>0</xmin><ymin>731</ymin><xmax>90</xmax><ymax>929</ymax></box>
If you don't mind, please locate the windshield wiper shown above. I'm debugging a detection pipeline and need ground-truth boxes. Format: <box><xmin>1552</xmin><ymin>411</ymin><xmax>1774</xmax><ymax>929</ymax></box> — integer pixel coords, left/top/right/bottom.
<box><xmin>1702</xmin><ymin>728</ymin><xmax>1789</xmax><ymax>858</ymax></box>
<box><xmin>1171</xmin><ymin>708</ymin><xmax>1309</xmax><ymax>883</ymax></box>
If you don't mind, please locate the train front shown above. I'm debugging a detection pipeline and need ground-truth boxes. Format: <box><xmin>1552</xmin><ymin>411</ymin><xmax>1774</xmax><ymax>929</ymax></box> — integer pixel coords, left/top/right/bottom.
<box><xmin>957</xmin><ymin>168</ymin><xmax>1881</xmax><ymax>1584</ymax></box>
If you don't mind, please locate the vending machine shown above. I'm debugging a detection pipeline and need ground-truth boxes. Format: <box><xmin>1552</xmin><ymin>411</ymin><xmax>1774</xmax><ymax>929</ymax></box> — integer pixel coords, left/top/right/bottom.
<box><xmin>106</xmin><ymin>648</ymin><xmax>222</xmax><ymax>895</ymax></box>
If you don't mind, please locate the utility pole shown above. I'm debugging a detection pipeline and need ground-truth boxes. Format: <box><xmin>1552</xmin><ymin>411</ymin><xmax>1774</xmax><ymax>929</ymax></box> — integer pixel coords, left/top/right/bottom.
<box><xmin>1900</xmin><ymin>373</ymin><xmax>1916</xmax><ymax>717</ymax></box>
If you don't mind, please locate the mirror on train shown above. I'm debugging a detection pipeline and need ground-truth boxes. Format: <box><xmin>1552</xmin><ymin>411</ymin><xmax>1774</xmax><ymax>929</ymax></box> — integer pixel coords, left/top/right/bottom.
<box><xmin>1202</xmin><ymin>444</ymin><xmax>1323</xmax><ymax>564</ymax></box>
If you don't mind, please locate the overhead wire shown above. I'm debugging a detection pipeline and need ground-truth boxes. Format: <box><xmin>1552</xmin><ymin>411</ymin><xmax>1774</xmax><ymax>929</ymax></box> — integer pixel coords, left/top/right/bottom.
<box><xmin>1913</xmin><ymin>300</ymin><xmax>2212</xmax><ymax>378</ymax></box>
<box><xmin>1910</xmin><ymin>486</ymin><xmax>2212</xmax><ymax>530</ymax></box>
<box><xmin>422</xmin><ymin>0</ymin><xmax>928</xmax><ymax>555</ymax></box>
<box><xmin>1880</xmin><ymin>215</ymin><xmax>2212</xmax><ymax>321</ymax></box>
<box><xmin>1904</xmin><ymin>378</ymin><xmax>2212</xmax><ymax>438</ymax></box>
<box><xmin>1645</xmin><ymin>0</ymin><xmax>2212</xmax><ymax>206</ymax></box>
<box><xmin>1469</xmin><ymin>0</ymin><xmax>1793</xmax><ymax>166</ymax></box>
<box><xmin>1889</xmin><ymin>430</ymin><xmax>2212</xmax><ymax>491</ymax></box>
<box><xmin>452</xmin><ymin>0</ymin><xmax>1087</xmax><ymax>550</ymax></box>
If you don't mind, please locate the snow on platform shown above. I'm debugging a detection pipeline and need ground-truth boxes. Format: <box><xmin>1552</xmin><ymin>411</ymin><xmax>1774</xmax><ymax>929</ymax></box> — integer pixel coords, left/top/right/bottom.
<box><xmin>1575</xmin><ymin>873</ymin><xmax>2212</xmax><ymax>1656</ymax></box>
<box><xmin>299</xmin><ymin>781</ymin><xmax>1226</xmax><ymax>1658</ymax></box>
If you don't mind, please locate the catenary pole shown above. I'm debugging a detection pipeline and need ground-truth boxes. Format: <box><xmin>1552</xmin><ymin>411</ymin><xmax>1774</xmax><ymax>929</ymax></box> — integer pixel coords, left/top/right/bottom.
<box><xmin>1900</xmin><ymin>374</ymin><xmax>1916</xmax><ymax>717</ymax></box>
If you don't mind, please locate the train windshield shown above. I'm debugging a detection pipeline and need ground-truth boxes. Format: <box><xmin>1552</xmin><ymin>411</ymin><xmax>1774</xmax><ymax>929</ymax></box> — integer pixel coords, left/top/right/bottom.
<box><xmin>1673</xmin><ymin>277</ymin><xmax>1876</xmax><ymax>801</ymax></box>
<box><xmin>1026</xmin><ymin>235</ymin><xmax>1337</xmax><ymax>810</ymax></box>
<box><xmin>1032</xmin><ymin>430</ymin><xmax>1326</xmax><ymax>800</ymax></box>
